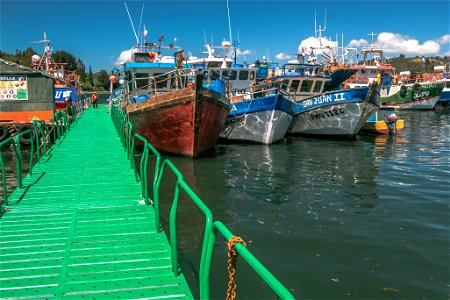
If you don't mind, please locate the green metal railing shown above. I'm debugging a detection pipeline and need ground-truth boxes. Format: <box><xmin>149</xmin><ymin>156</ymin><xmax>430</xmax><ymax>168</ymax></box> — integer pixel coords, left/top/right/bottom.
<box><xmin>1</xmin><ymin>105</ymin><xmax>83</xmax><ymax>215</ymax></box>
<box><xmin>110</xmin><ymin>105</ymin><xmax>295</xmax><ymax>299</ymax></box>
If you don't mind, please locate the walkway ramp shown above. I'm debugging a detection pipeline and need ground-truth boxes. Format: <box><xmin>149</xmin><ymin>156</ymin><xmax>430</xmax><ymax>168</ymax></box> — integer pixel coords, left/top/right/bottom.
<box><xmin>0</xmin><ymin>106</ymin><xmax>193</xmax><ymax>299</ymax></box>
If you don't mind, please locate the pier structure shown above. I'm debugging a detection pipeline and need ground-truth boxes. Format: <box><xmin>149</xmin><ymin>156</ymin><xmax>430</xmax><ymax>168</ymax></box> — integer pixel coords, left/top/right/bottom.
<box><xmin>0</xmin><ymin>104</ymin><xmax>294</xmax><ymax>299</ymax></box>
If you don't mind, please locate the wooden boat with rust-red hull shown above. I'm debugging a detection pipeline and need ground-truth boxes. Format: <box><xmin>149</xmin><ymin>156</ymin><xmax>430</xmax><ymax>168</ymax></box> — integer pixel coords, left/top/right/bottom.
<box><xmin>127</xmin><ymin>79</ymin><xmax>229</xmax><ymax>157</ymax></box>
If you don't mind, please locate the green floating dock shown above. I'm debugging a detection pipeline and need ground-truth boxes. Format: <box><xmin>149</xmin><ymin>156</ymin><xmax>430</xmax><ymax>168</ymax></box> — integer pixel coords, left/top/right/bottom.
<box><xmin>0</xmin><ymin>106</ymin><xmax>193</xmax><ymax>299</ymax></box>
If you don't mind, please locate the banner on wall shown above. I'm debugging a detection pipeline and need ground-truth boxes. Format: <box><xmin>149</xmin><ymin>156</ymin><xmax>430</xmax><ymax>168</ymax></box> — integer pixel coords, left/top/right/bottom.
<box><xmin>0</xmin><ymin>76</ymin><xmax>28</xmax><ymax>100</ymax></box>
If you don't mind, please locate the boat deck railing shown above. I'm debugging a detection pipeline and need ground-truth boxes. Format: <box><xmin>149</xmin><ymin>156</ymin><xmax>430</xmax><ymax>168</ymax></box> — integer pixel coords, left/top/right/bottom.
<box><xmin>0</xmin><ymin>102</ymin><xmax>295</xmax><ymax>299</ymax></box>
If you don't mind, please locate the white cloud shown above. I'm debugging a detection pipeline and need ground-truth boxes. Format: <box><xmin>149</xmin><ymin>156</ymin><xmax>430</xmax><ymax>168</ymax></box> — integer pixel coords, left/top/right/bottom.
<box><xmin>275</xmin><ymin>52</ymin><xmax>294</xmax><ymax>60</ymax></box>
<box><xmin>436</xmin><ymin>34</ymin><xmax>450</xmax><ymax>45</ymax></box>
<box><xmin>297</xmin><ymin>36</ymin><xmax>337</xmax><ymax>53</ymax></box>
<box><xmin>348</xmin><ymin>38</ymin><xmax>368</xmax><ymax>48</ymax></box>
<box><xmin>115</xmin><ymin>48</ymin><xmax>133</xmax><ymax>65</ymax></box>
<box><xmin>236</xmin><ymin>49</ymin><xmax>252</xmax><ymax>56</ymax></box>
<box><xmin>378</xmin><ymin>32</ymin><xmax>441</xmax><ymax>55</ymax></box>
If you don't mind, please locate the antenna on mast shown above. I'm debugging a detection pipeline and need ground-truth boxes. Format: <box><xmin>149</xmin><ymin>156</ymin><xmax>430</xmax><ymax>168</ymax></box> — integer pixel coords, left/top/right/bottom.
<box><xmin>124</xmin><ymin>2</ymin><xmax>139</xmax><ymax>45</ymax></box>
<box><xmin>314</xmin><ymin>10</ymin><xmax>317</xmax><ymax>38</ymax></box>
<box><xmin>226</xmin><ymin>0</ymin><xmax>233</xmax><ymax>43</ymax></box>
<box><xmin>368</xmin><ymin>32</ymin><xmax>377</xmax><ymax>47</ymax></box>
<box><xmin>137</xmin><ymin>3</ymin><xmax>144</xmax><ymax>45</ymax></box>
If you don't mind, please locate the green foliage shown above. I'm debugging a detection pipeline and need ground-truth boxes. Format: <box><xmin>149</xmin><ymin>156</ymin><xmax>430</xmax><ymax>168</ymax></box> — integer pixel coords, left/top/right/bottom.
<box><xmin>388</xmin><ymin>55</ymin><xmax>450</xmax><ymax>73</ymax></box>
<box><xmin>97</xmin><ymin>70</ymin><xmax>111</xmax><ymax>91</ymax></box>
<box><xmin>1</xmin><ymin>48</ymin><xmax>111</xmax><ymax>92</ymax></box>
<box><xmin>52</xmin><ymin>50</ymin><xmax>78</xmax><ymax>71</ymax></box>
<box><xmin>87</xmin><ymin>66</ymin><xmax>94</xmax><ymax>86</ymax></box>
<box><xmin>76</xmin><ymin>59</ymin><xmax>86</xmax><ymax>82</ymax></box>
<box><xmin>0</xmin><ymin>47</ymin><xmax>37</xmax><ymax>66</ymax></box>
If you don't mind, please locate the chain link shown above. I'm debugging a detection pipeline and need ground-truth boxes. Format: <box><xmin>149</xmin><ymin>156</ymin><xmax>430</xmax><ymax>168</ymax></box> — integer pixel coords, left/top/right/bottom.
<box><xmin>226</xmin><ymin>236</ymin><xmax>247</xmax><ymax>300</ymax></box>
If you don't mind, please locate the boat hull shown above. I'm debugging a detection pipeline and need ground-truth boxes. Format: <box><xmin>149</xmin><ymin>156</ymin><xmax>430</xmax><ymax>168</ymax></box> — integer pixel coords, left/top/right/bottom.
<box><xmin>379</xmin><ymin>81</ymin><xmax>444</xmax><ymax>110</ymax></box>
<box><xmin>127</xmin><ymin>87</ymin><xmax>229</xmax><ymax>157</ymax></box>
<box><xmin>289</xmin><ymin>87</ymin><xmax>379</xmax><ymax>138</ymax></box>
<box><xmin>362</xmin><ymin>119</ymin><xmax>405</xmax><ymax>134</ymax></box>
<box><xmin>220</xmin><ymin>94</ymin><xmax>294</xmax><ymax>144</ymax></box>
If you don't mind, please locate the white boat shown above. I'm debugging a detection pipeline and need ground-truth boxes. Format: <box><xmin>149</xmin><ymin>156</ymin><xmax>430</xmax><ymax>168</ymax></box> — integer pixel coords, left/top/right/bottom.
<box><xmin>189</xmin><ymin>42</ymin><xmax>295</xmax><ymax>144</ymax></box>
<box><xmin>273</xmin><ymin>63</ymin><xmax>380</xmax><ymax>138</ymax></box>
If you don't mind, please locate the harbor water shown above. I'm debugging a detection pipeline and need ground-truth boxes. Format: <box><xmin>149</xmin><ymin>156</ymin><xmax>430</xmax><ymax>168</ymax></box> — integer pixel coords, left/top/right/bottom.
<box><xmin>162</xmin><ymin>110</ymin><xmax>449</xmax><ymax>299</ymax></box>
<box><xmin>2</xmin><ymin>110</ymin><xmax>449</xmax><ymax>299</ymax></box>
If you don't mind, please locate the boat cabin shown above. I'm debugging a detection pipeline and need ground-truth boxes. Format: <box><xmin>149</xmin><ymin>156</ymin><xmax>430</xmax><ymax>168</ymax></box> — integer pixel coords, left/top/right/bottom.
<box><xmin>273</xmin><ymin>63</ymin><xmax>331</xmax><ymax>101</ymax></box>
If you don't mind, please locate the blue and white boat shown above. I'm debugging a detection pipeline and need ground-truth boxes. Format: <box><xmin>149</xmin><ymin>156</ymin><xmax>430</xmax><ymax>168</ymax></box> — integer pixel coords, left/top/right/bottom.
<box><xmin>221</xmin><ymin>89</ymin><xmax>295</xmax><ymax>144</ymax></box>
<box><xmin>435</xmin><ymin>77</ymin><xmax>450</xmax><ymax>110</ymax></box>
<box><xmin>274</xmin><ymin>63</ymin><xmax>380</xmax><ymax>138</ymax></box>
<box><xmin>189</xmin><ymin>43</ymin><xmax>295</xmax><ymax>144</ymax></box>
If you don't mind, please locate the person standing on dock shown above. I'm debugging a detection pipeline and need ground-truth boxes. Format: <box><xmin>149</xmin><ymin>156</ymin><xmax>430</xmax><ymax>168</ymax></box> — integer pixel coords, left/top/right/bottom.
<box><xmin>91</xmin><ymin>92</ymin><xmax>98</xmax><ymax>109</ymax></box>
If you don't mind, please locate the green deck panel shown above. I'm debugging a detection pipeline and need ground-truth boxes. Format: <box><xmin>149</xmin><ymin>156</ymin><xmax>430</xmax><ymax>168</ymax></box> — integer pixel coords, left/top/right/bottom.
<box><xmin>0</xmin><ymin>105</ymin><xmax>194</xmax><ymax>299</ymax></box>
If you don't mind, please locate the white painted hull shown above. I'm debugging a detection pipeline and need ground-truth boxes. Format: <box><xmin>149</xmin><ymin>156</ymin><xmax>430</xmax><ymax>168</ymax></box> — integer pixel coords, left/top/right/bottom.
<box><xmin>386</xmin><ymin>95</ymin><xmax>441</xmax><ymax>110</ymax></box>
<box><xmin>220</xmin><ymin>110</ymin><xmax>293</xmax><ymax>144</ymax></box>
<box><xmin>289</xmin><ymin>102</ymin><xmax>378</xmax><ymax>138</ymax></box>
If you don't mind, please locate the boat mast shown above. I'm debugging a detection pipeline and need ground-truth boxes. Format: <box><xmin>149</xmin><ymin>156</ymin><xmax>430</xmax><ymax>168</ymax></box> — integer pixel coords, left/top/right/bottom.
<box><xmin>124</xmin><ymin>2</ymin><xmax>139</xmax><ymax>46</ymax></box>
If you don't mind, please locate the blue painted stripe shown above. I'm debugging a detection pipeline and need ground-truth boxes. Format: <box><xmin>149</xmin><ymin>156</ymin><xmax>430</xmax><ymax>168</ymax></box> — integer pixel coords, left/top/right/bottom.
<box><xmin>294</xmin><ymin>87</ymin><xmax>369</xmax><ymax>114</ymax></box>
<box><xmin>439</xmin><ymin>90</ymin><xmax>450</xmax><ymax>101</ymax></box>
<box><xmin>229</xmin><ymin>94</ymin><xmax>295</xmax><ymax>117</ymax></box>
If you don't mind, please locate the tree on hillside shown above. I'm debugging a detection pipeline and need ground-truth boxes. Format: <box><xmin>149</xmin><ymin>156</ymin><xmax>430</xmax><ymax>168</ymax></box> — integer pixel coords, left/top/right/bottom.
<box><xmin>52</xmin><ymin>50</ymin><xmax>77</xmax><ymax>71</ymax></box>
<box><xmin>97</xmin><ymin>70</ymin><xmax>110</xmax><ymax>91</ymax></box>
<box><xmin>87</xmin><ymin>66</ymin><xmax>94</xmax><ymax>87</ymax></box>
<box><xmin>76</xmin><ymin>59</ymin><xmax>86</xmax><ymax>82</ymax></box>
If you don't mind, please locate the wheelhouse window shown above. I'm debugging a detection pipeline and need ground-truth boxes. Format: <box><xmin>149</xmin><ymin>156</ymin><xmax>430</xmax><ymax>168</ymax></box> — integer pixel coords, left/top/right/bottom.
<box><xmin>313</xmin><ymin>81</ymin><xmax>323</xmax><ymax>93</ymax></box>
<box><xmin>300</xmin><ymin>80</ymin><xmax>313</xmax><ymax>92</ymax></box>
<box><xmin>229</xmin><ymin>70</ymin><xmax>237</xmax><ymax>80</ymax></box>
<box><xmin>249</xmin><ymin>71</ymin><xmax>255</xmax><ymax>80</ymax></box>
<box><xmin>135</xmin><ymin>73</ymin><xmax>149</xmax><ymax>89</ymax></box>
<box><xmin>289</xmin><ymin>80</ymin><xmax>300</xmax><ymax>93</ymax></box>
<box><xmin>210</xmin><ymin>70</ymin><xmax>220</xmax><ymax>80</ymax></box>
<box><xmin>153</xmin><ymin>73</ymin><xmax>168</xmax><ymax>89</ymax></box>
<box><xmin>239</xmin><ymin>70</ymin><xmax>249</xmax><ymax>80</ymax></box>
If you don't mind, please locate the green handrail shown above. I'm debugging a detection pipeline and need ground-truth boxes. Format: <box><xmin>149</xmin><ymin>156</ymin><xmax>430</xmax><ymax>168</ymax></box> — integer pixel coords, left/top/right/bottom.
<box><xmin>110</xmin><ymin>104</ymin><xmax>294</xmax><ymax>299</ymax></box>
<box><xmin>1</xmin><ymin>104</ymin><xmax>83</xmax><ymax>214</ymax></box>
<box><xmin>204</xmin><ymin>221</ymin><xmax>295</xmax><ymax>299</ymax></box>
<box><xmin>0</xmin><ymin>129</ymin><xmax>34</xmax><ymax>207</ymax></box>
<box><xmin>154</xmin><ymin>159</ymin><xmax>213</xmax><ymax>285</ymax></box>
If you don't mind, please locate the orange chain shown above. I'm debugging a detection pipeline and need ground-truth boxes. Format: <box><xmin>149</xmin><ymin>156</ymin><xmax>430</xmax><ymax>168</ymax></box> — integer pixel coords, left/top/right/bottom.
<box><xmin>226</xmin><ymin>236</ymin><xmax>247</xmax><ymax>300</ymax></box>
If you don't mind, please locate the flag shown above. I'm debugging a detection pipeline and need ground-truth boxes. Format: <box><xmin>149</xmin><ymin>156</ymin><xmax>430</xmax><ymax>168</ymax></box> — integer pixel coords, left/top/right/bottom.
<box><xmin>143</xmin><ymin>25</ymin><xmax>148</xmax><ymax>39</ymax></box>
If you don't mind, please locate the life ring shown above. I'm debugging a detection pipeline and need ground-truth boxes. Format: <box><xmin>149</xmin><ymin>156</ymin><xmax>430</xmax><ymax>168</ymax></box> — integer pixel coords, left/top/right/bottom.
<box><xmin>67</xmin><ymin>73</ymin><xmax>77</xmax><ymax>83</ymax></box>
<box><xmin>399</xmin><ymin>85</ymin><xmax>408</xmax><ymax>98</ymax></box>
<box><xmin>148</xmin><ymin>52</ymin><xmax>157</xmax><ymax>62</ymax></box>
<box><xmin>412</xmin><ymin>83</ymin><xmax>422</xmax><ymax>93</ymax></box>
<box><xmin>0</xmin><ymin>124</ymin><xmax>9</xmax><ymax>141</ymax></box>
<box><xmin>17</xmin><ymin>125</ymin><xmax>35</xmax><ymax>145</ymax></box>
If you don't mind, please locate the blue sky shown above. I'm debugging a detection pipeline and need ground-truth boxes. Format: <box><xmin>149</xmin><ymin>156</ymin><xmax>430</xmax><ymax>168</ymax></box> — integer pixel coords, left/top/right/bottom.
<box><xmin>1</xmin><ymin>0</ymin><xmax>449</xmax><ymax>72</ymax></box>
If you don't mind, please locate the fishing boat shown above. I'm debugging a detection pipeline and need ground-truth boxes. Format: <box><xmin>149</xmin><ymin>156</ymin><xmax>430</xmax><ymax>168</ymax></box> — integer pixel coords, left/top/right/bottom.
<box><xmin>116</xmin><ymin>37</ymin><xmax>229</xmax><ymax>157</ymax></box>
<box><xmin>343</xmin><ymin>33</ymin><xmax>396</xmax><ymax>88</ymax></box>
<box><xmin>221</xmin><ymin>88</ymin><xmax>295</xmax><ymax>145</ymax></box>
<box><xmin>30</xmin><ymin>32</ymin><xmax>80</xmax><ymax>111</ymax></box>
<box><xmin>190</xmin><ymin>42</ymin><xmax>295</xmax><ymax>144</ymax></box>
<box><xmin>271</xmin><ymin>62</ymin><xmax>379</xmax><ymax>138</ymax></box>
<box><xmin>362</xmin><ymin>107</ymin><xmax>405</xmax><ymax>135</ymax></box>
<box><xmin>434</xmin><ymin>76</ymin><xmax>450</xmax><ymax>110</ymax></box>
<box><xmin>379</xmin><ymin>80</ymin><xmax>444</xmax><ymax>110</ymax></box>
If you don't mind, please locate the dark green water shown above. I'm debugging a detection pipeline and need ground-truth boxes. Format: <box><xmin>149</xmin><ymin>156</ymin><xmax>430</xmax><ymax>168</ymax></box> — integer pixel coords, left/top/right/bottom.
<box><xmin>1</xmin><ymin>110</ymin><xmax>448</xmax><ymax>299</ymax></box>
<box><xmin>163</xmin><ymin>110</ymin><xmax>449</xmax><ymax>299</ymax></box>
